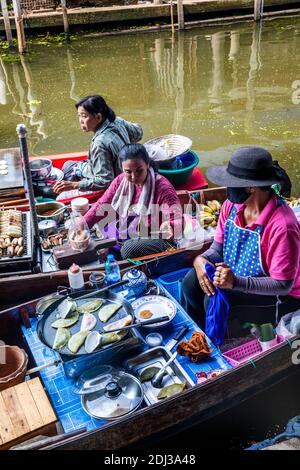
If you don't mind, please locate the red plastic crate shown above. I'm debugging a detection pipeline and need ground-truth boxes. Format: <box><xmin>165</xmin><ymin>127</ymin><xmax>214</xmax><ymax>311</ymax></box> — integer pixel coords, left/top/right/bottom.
<box><xmin>222</xmin><ymin>336</ymin><xmax>284</xmax><ymax>367</ymax></box>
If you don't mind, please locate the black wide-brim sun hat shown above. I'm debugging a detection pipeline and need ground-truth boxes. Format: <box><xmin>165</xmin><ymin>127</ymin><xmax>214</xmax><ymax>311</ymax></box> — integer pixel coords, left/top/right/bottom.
<box><xmin>206</xmin><ymin>146</ymin><xmax>280</xmax><ymax>188</ymax></box>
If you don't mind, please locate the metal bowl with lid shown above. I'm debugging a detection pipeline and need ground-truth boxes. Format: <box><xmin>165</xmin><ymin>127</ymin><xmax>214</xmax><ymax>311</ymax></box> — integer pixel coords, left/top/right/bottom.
<box><xmin>75</xmin><ymin>366</ymin><xmax>144</xmax><ymax>421</ymax></box>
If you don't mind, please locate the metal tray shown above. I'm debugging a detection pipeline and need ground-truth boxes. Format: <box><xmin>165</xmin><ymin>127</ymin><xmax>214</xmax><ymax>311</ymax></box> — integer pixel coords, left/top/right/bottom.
<box><xmin>125</xmin><ymin>346</ymin><xmax>194</xmax><ymax>405</ymax></box>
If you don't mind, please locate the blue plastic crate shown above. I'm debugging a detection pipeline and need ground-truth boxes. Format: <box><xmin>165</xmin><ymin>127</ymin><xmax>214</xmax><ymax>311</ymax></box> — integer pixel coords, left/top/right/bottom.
<box><xmin>157</xmin><ymin>267</ymin><xmax>191</xmax><ymax>302</ymax></box>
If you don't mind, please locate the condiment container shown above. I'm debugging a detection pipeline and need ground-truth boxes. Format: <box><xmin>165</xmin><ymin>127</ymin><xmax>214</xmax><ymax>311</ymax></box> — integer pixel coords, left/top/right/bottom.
<box><xmin>145</xmin><ymin>332</ymin><xmax>163</xmax><ymax>348</ymax></box>
<box><xmin>71</xmin><ymin>197</ymin><xmax>89</xmax><ymax>216</ymax></box>
<box><xmin>68</xmin><ymin>263</ymin><xmax>84</xmax><ymax>290</ymax></box>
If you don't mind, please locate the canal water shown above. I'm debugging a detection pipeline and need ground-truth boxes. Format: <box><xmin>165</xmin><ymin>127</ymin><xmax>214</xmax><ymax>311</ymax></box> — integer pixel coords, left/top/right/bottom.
<box><xmin>0</xmin><ymin>15</ymin><xmax>300</xmax><ymax>193</ymax></box>
<box><xmin>0</xmin><ymin>16</ymin><xmax>300</xmax><ymax>450</ymax></box>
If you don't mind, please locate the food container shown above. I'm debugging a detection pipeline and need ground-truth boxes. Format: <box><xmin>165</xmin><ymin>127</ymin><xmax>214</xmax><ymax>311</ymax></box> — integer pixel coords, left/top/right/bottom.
<box><xmin>36</xmin><ymin>201</ymin><xmax>66</xmax><ymax>225</ymax></box>
<box><xmin>29</xmin><ymin>158</ymin><xmax>53</xmax><ymax>179</ymax></box>
<box><xmin>125</xmin><ymin>346</ymin><xmax>194</xmax><ymax>405</ymax></box>
<box><xmin>38</xmin><ymin>219</ymin><xmax>57</xmax><ymax>238</ymax></box>
<box><xmin>68</xmin><ymin>215</ymin><xmax>90</xmax><ymax>252</ymax></box>
<box><xmin>71</xmin><ymin>197</ymin><xmax>89</xmax><ymax>216</ymax></box>
<box><xmin>0</xmin><ymin>345</ymin><xmax>28</xmax><ymax>391</ymax></box>
<box><xmin>75</xmin><ymin>367</ymin><xmax>144</xmax><ymax>420</ymax></box>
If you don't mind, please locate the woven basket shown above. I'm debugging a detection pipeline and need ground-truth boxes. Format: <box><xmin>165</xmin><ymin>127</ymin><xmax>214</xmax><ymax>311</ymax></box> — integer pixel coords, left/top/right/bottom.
<box><xmin>144</xmin><ymin>134</ymin><xmax>192</xmax><ymax>160</ymax></box>
<box><xmin>0</xmin><ymin>346</ymin><xmax>28</xmax><ymax>391</ymax></box>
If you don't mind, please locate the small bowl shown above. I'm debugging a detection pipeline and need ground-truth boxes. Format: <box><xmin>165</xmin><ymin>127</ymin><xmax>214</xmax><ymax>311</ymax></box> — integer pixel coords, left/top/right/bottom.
<box><xmin>145</xmin><ymin>333</ymin><xmax>163</xmax><ymax>348</ymax></box>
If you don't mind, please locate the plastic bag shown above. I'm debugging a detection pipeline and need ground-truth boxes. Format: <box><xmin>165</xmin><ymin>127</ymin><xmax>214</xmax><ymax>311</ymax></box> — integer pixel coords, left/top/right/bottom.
<box><xmin>276</xmin><ymin>309</ymin><xmax>300</xmax><ymax>338</ymax></box>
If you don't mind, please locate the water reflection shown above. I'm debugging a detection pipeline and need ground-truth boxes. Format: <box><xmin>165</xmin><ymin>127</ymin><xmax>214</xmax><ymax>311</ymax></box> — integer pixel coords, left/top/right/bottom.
<box><xmin>0</xmin><ymin>17</ymin><xmax>299</xmax><ymax>192</ymax></box>
<box><xmin>245</xmin><ymin>22</ymin><xmax>263</xmax><ymax>135</ymax></box>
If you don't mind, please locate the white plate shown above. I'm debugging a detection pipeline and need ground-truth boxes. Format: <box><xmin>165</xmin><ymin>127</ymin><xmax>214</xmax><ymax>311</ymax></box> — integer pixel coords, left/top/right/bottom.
<box><xmin>132</xmin><ymin>295</ymin><xmax>176</xmax><ymax>328</ymax></box>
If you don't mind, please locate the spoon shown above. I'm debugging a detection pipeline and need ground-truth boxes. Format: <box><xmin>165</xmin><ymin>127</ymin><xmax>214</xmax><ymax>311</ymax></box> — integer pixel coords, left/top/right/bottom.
<box><xmin>151</xmin><ymin>351</ymin><xmax>177</xmax><ymax>388</ymax></box>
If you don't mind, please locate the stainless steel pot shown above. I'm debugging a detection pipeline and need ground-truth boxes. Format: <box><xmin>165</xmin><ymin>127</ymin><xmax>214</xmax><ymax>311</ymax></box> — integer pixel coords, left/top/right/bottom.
<box><xmin>29</xmin><ymin>158</ymin><xmax>53</xmax><ymax>179</ymax></box>
<box><xmin>36</xmin><ymin>201</ymin><xmax>66</xmax><ymax>225</ymax></box>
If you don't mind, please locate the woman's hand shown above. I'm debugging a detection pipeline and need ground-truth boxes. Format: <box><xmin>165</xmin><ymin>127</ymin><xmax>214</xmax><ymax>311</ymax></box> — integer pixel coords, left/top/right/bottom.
<box><xmin>193</xmin><ymin>255</ymin><xmax>215</xmax><ymax>297</ymax></box>
<box><xmin>213</xmin><ymin>262</ymin><xmax>235</xmax><ymax>289</ymax></box>
<box><xmin>52</xmin><ymin>180</ymin><xmax>79</xmax><ymax>194</ymax></box>
<box><xmin>159</xmin><ymin>221</ymin><xmax>173</xmax><ymax>239</ymax></box>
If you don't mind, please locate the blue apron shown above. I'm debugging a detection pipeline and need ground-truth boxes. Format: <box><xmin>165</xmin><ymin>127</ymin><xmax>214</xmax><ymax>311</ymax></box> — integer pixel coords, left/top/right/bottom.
<box><xmin>223</xmin><ymin>205</ymin><xmax>266</xmax><ymax>277</ymax></box>
<box><xmin>223</xmin><ymin>201</ymin><xmax>285</xmax><ymax>323</ymax></box>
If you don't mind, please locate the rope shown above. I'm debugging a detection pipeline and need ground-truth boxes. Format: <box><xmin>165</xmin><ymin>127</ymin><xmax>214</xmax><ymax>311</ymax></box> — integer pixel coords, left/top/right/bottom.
<box><xmin>248</xmin><ymin>359</ymin><xmax>256</xmax><ymax>369</ymax></box>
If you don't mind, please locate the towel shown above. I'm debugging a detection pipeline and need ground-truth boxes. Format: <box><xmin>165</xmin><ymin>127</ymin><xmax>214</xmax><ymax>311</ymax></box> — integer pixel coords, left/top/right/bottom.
<box><xmin>205</xmin><ymin>263</ymin><xmax>230</xmax><ymax>346</ymax></box>
<box><xmin>111</xmin><ymin>167</ymin><xmax>156</xmax><ymax>218</ymax></box>
<box><xmin>177</xmin><ymin>331</ymin><xmax>212</xmax><ymax>362</ymax></box>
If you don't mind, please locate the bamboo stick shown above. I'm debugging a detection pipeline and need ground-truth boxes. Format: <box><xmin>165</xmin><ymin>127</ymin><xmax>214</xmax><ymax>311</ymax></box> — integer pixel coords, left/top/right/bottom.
<box><xmin>0</xmin><ymin>0</ymin><xmax>14</xmax><ymax>48</ymax></box>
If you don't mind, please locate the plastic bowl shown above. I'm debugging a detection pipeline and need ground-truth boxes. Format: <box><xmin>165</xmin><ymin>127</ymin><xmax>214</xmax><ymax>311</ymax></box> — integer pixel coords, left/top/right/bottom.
<box><xmin>158</xmin><ymin>150</ymin><xmax>199</xmax><ymax>186</ymax></box>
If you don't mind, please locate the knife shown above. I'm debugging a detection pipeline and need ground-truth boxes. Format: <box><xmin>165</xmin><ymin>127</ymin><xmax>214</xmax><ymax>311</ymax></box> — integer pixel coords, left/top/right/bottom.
<box><xmin>165</xmin><ymin>325</ymin><xmax>189</xmax><ymax>351</ymax></box>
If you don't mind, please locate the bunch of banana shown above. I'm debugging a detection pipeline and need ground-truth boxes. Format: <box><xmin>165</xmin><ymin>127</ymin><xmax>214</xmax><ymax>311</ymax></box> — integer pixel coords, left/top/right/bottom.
<box><xmin>198</xmin><ymin>200</ymin><xmax>222</xmax><ymax>229</ymax></box>
<box><xmin>287</xmin><ymin>197</ymin><xmax>300</xmax><ymax>208</ymax></box>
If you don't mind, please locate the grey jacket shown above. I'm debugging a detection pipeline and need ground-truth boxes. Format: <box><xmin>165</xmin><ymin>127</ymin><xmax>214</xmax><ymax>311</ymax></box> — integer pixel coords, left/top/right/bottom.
<box><xmin>78</xmin><ymin>117</ymin><xmax>143</xmax><ymax>191</ymax></box>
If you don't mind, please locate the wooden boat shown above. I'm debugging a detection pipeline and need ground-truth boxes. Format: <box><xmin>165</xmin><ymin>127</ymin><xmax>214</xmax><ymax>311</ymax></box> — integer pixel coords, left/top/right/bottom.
<box><xmin>0</xmin><ymin>186</ymin><xmax>227</xmax><ymax>307</ymax></box>
<box><xmin>1</xmin><ymin>267</ymin><xmax>299</xmax><ymax>450</ymax></box>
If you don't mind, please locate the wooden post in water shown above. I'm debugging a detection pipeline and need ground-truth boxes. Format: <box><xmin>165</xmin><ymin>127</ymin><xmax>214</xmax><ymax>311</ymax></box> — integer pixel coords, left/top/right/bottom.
<box><xmin>61</xmin><ymin>0</ymin><xmax>70</xmax><ymax>36</ymax></box>
<box><xmin>177</xmin><ymin>0</ymin><xmax>184</xmax><ymax>30</ymax></box>
<box><xmin>254</xmin><ymin>0</ymin><xmax>264</xmax><ymax>21</ymax></box>
<box><xmin>12</xmin><ymin>0</ymin><xmax>26</xmax><ymax>53</ymax></box>
<box><xmin>1</xmin><ymin>0</ymin><xmax>14</xmax><ymax>48</ymax></box>
<box><xmin>170</xmin><ymin>0</ymin><xmax>175</xmax><ymax>34</ymax></box>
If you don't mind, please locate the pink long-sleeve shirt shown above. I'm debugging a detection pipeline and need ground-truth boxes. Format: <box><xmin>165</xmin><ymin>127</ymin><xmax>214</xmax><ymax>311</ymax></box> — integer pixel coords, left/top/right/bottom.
<box><xmin>84</xmin><ymin>173</ymin><xmax>183</xmax><ymax>238</ymax></box>
<box><xmin>215</xmin><ymin>194</ymin><xmax>300</xmax><ymax>298</ymax></box>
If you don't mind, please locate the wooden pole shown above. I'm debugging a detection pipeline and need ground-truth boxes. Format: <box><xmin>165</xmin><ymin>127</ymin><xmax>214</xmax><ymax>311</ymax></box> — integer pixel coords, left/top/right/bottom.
<box><xmin>177</xmin><ymin>0</ymin><xmax>184</xmax><ymax>30</ymax></box>
<box><xmin>170</xmin><ymin>0</ymin><xmax>175</xmax><ymax>34</ymax></box>
<box><xmin>12</xmin><ymin>0</ymin><xmax>26</xmax><ymax>53</ymax></box>
<box><xmin>254</xmin><ymin>0</ymin><xmax>264</xmax><ymax>21</ymax></box>
<box><xmin>1</xmin><ymin>0</ymin><xmax>14</xmax><ymax>48</ymax></box>
<box><xmin>61</xmin><ymin>0</ymin><xmax>69</xmax><ymax>36</ymax></box>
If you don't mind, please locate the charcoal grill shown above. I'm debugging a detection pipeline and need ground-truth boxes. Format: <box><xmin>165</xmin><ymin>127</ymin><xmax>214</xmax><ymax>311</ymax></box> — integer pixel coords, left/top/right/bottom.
<box><xmin>0</xmin><ymin>211</ymin><xmax>37</xmax><ymax>276</ymax></box>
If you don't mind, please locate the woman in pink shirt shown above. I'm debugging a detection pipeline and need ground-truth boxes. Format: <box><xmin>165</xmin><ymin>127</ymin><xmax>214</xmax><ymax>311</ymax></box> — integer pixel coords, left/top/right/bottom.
<box><xmin>182</xmin><ymin>146</ymin><xmax>300</xmax><ymax>330</ymax></box>
<box><xmin>84</xmin><ymin>143</ymin><xmax>183</xmax><ymax>259</ymax></box>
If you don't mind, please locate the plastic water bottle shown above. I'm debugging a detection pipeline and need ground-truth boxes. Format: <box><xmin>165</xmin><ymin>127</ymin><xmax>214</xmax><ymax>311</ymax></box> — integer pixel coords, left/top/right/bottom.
<box><xmin>104</xmin><ymin>254</ymin><xmax>121</xmax><ymax>285</ymax></box>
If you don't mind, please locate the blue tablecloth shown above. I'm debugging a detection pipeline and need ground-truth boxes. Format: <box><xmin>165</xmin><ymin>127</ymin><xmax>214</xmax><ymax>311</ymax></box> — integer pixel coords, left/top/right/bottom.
<box><xmin>21</xmin><ymin>285</ymin><xmax>231</xmax><ymax>434</ymax></box>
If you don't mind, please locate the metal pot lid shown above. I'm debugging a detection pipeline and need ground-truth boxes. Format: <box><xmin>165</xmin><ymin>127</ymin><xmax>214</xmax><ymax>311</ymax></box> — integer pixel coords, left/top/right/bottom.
<box><xmin>74</xmin><ymin>365</ymin><xmax>114</xmax><ymax>395</ymax></box>
<box><xmin>38</xmin><ymin>219</ymin><xmax>57</xmax><ymax>230</ymax></box>
<box><xmin>80</xmin><ymin>370</ymin><xmax>143</xmax><ymax>420</ymax></box>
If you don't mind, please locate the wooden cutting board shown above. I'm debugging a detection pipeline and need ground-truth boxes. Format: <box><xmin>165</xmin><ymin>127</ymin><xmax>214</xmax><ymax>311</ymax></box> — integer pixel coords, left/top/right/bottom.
<box><xmin>0</xmin><ymin>148</ymin><xmax>24</xmax><ymax>191</ymax></box>
<box><xmin>0</xmin><ymin>377</ymin><xmax>57</xmax><ymax>450</ymax></box>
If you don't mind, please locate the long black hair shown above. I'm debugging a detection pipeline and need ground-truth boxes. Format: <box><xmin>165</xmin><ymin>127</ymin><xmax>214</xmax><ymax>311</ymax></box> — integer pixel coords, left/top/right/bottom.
<box><xmin>75</xmin><ymin>95</ymin><xmax>116</xmax><ymax>122</ymax></box>
<box><xmin>119</xmin><ymin>143</ymin><xmax>157</xmax><ymax>171</ymax></box>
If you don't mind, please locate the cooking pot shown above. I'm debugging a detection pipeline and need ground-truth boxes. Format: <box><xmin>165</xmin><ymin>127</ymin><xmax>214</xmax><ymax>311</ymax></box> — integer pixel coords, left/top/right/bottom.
<box><xmin>29</xmin><ymin>158</ymin><xmax>53</xmax><ymax>179</ymax></box>
<box><xmin>36</xmin><ymin>201</ymin><xmax>66</xmax><ymax>225</ymax></box>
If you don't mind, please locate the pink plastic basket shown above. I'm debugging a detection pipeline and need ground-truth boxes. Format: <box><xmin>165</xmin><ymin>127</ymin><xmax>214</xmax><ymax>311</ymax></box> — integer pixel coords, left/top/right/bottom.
<box><xmin>222</xmin><ymin>337</ymin><xmax>284</xmax><ymax>367</ymax></box>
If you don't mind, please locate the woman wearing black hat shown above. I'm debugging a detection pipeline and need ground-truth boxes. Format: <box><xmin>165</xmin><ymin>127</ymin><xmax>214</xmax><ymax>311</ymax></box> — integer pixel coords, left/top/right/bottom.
<box><xmin>182</xmin><ymin>146</ymin><xmax>300</xmax><ymax>331</ymax></box>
